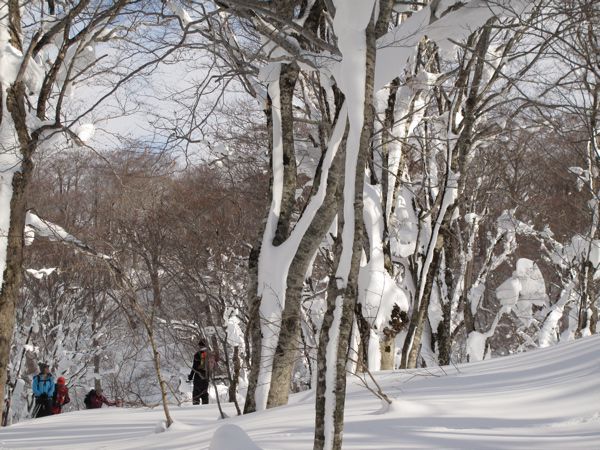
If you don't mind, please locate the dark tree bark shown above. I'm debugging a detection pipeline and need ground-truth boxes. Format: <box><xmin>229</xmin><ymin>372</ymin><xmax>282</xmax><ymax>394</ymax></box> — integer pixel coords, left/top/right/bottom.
<box><xmin>0</xmin><ymin>78</ymin><xmax>34</xmax><ymax>420</ymax></box>
<box><xmin>267</xmin><ymin>116</ymin><xmax>348</xmax><ymax>408</ymax></box>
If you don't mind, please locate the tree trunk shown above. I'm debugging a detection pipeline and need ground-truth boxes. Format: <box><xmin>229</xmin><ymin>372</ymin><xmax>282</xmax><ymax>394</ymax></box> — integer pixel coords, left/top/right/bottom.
<box><xmin>0</xmin><ymin>165</ymin><xmax>31</xmax><ymax>420</ymax></box>
<box><xmin>147</xmin><ymin>328</ymin><xmax>173</xmax><ymax>428</ymax></box>
<box><xmin>250</xmin><ymin>62</ymin><xmax>304</xmax><ymax>411</ymax></box>
<box><xmin>267</xmin><ymin>121</ymin><xmax>347</xmax><ymax>408</ymax></box>
<box><xmin>229</xmin><ymin>345</ymin><xmax>241</xmax><ymax>413</ymax></box>
<box><xmin>243</xmin><ymin>98</ymin><xmax>273</xmax><ymax>414</ymax></box>
<box><xmin>146</xmin><ymin>263</ymin><xmax>173</xmax><ymax>427</ymax></box>
<box><xmin>272</xmin><ymin>63</ymin><xmax>299</xmax><ymax>246</ymax></box>
<box><xmin>92</xmin><ymin>306</ymin><xmax>102</xmax><ymax>391</ymax></box>
<box><xmin>379</xmin><ymin>333</ymin><xmax>395</xmax><ymax>370</ymax></box>
<box><xmin>313</xmin><ymin>218</ymin><xmax>343</xmax><ymax>450</ymax></box>
<box><xmin>436</xmin><ymin>296</ymin><xmax>452</xmax><ymax>366</ymax></box>
<box><xmin>404</xmin><ymin>238</ymin><xmax>444</xmax><ymax>369</ymax></box>
<box><xmin>314</xmin><ymin>4</ymin><xmax>378</xmax><ymax>447</ymax></box>
<box><xmin>354</xmin><ymin>304</ymin><xmax>370</xmax><ymax>371</ymax></box>
<box><xmin>0</xmin><ymin>78</ymin><xmax>34</xmax><ymax>420</ymax></box>
<box><xmin>243</xmin><ymin>263</ymin><xmax>262</xmax><ymax>414</ymax></box>
<box><xmin>404</xmin><ymin>25</ymin><xmax>491</xmax><ymax>369</ymax></box>
<box><xmin>576</xmin><ymin>261</ymin><xmax>594</xmax><ymax>338</ymax></box>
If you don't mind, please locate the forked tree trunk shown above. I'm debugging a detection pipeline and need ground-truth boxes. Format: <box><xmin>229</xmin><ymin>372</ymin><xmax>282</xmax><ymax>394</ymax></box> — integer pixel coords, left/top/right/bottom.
<box><xmin>267</xmin><ymin>116</ymin><xmax>348</xmax><ymax>408</ymax></box>
<box><xmin>246</xmin><ymin>1</ymin><xmax>328</xmax><ymax>411</ymax></box>
<box><xmin>248</xmin><ymin>62</ymin><xmax>303</xmax><ymax>411</ymax></box>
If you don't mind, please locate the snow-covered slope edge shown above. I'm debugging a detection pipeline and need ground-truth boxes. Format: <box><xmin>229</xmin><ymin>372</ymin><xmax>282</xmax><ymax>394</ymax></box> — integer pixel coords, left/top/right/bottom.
<box><xmin>1</xmin><ymin>335</ymin><xmax>599</xmax><ymax>450</ymax></box>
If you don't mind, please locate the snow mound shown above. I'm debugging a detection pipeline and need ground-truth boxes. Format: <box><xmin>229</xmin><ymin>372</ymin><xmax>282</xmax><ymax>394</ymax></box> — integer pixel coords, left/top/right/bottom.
<box><xmin>209</xmin><ymin>424</ymin><xmax>262</xmax><ymax>450</ymax></box>
<box><xmin>374</xmin><ymin>398</ymin><xmax>434</xmax><ymax>417</ymax></box>
<box><xmin>0</xmin><ymin>336</ymin><xmax>598</xmax><ymax>449</ymax></box>
<box><xmin>154</xmin><ymin>420</ymin><xmax>168</xmax><ymax>433</ymax></box>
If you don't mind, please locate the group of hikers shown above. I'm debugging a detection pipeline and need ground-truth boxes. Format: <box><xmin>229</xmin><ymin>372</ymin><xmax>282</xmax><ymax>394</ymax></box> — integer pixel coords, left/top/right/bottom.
<box><xmin>31</xmin><ymin>338</ymin><xmax>212</xmax><ymax>417</ymax></box>
<box><xmin>32</xmin><ymin>363</ymin><xmax>69</xmax><ymax>417</ymax></box>
<box><xmin>32</xmin><ymin>363</ymin><xmax>119</xmax><ymax>418</ymax></box>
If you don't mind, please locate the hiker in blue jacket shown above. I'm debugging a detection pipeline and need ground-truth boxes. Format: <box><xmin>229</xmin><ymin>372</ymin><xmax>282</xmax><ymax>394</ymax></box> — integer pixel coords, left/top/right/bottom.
<box><xmin>32</xmin><ymin>363</ymin><xmax>55</xmax><ymax>418</ymax></box>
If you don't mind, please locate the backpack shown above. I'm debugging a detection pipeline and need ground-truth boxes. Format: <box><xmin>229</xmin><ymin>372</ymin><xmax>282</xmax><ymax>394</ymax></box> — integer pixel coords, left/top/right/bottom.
<box><xmin>54</xmin><ymin>385</ymin><xmax>68</xmax><ymax>406</ymax></box>
<box><xmin>84</xmin><ymin>389</ymin><xmax>95</xmax><ymax>409</ymax></box>
<box><xmin>33</xmin><ymin>374</ymin><xmax>54</xmax><ymax>396</ymax></box>
<box><xmin>193</xmin><ymin>351</ymin><xmax>208</xmax><ymax>379</ymax></box>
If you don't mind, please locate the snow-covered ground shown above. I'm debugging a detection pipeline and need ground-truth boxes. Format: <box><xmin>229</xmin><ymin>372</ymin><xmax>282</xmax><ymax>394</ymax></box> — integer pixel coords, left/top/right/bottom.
<box><xmin>1</xmin><ymin>335</ymin><xmax>599</xmax><ymax>450</ymax></box>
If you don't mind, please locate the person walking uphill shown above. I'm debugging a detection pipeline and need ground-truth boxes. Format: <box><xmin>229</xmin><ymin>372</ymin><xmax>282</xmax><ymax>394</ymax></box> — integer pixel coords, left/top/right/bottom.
<box><xmin>84</xmin><ymin>388</ymin><xmax>117</xmax><ymax>409</ymax></box>
<box><xmin>188</xmin><ymin>340</ymin><xmax>210</xmax><ymax>405</ymax></box>
<box><xmin>51</xmin><ymin>377</ymin><xmax>70</xmax><ymax>414</ymax></box>
<box><xmin>32</xmin><ymin>363</ymin><xmax>55</xmax><ymax>418</ymax></box>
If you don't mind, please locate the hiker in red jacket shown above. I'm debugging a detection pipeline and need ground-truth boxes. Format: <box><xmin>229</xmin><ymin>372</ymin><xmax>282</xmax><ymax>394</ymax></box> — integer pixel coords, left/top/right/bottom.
<box><xmin>51</xmin><ymin>377</ymin><xmax>70</xmax><ymax>414</ymax></box>
<box><xmin>84</xmin><ymin>388</ymin><xmax>117</xmax><ymax>409</ymax></box>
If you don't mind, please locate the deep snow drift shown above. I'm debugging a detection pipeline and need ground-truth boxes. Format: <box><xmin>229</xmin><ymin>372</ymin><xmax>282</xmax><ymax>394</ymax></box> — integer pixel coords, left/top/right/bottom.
<box><xmin>1</xmin><ymin>336</ymin><xmax>599</xmax><ymax>449</ymax></box>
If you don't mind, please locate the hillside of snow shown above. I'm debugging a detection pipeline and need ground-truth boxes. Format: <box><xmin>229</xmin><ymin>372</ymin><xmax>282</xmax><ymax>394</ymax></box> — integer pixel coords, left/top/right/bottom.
<box><xmin>1</xmin><ymin>336</ymin><xmax>599</xmax><ymax>450</ymax></box>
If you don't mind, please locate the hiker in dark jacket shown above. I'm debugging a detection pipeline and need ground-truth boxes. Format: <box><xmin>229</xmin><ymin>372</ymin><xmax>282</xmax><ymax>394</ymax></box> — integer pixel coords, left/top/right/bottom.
<box><xmin>50</xmin><ymin>377</ymin><xmax>70</xmax><ymax>414</ymax></box>
<box><xmin>84</xmin><ymin>388</ymin><xmax>116</xmax><ymax>409</ymax></box>
<box><xmin>188</xmin><ymin>340</ymin><xmax>210</xmax><ymax>405</ymax></box>
<box><xmin>32</xmin><ymin>363</ymin><xmax>55</xmax><ymax>418</ymax></box>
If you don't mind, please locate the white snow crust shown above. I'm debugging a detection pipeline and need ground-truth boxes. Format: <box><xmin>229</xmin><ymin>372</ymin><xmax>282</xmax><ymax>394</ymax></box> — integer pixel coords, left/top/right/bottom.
<box><xmin>1</xmin><ymin>335</ymin><xmax>598</xmax><ymax>449</ymax></box>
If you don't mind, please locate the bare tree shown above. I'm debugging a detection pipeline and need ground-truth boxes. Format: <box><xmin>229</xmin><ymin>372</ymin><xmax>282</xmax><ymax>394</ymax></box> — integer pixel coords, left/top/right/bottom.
<box><xmin>0</xmin><ymin>0</ymin><xmax>180</xmax><ymax>418</ymax></box>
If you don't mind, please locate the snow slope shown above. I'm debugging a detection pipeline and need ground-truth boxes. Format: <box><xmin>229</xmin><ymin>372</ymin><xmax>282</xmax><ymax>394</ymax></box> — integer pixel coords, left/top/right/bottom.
<box><xmin>1</xmin><ymin>335</ymin><xmax>599</xmax><ymax>449</ymax></box>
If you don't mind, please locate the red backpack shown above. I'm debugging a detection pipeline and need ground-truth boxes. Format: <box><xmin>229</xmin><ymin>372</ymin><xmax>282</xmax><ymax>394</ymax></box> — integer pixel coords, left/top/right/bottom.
<box><xmin>51</xmin><ymin>385</ymin><xmax>70</xmax><ymax>414</ymax></box>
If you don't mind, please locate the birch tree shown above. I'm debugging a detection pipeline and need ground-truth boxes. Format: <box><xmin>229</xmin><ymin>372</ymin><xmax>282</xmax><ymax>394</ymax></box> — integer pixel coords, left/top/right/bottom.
<box><xmin>314</xmin><ymin>0</ymin><xmax>535</xmax><ymax>447</ymax></box>
<box><xmin>149</xmin><ymin>1</ymin><xmax>545</xmax><ymax>447</ymax></box>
